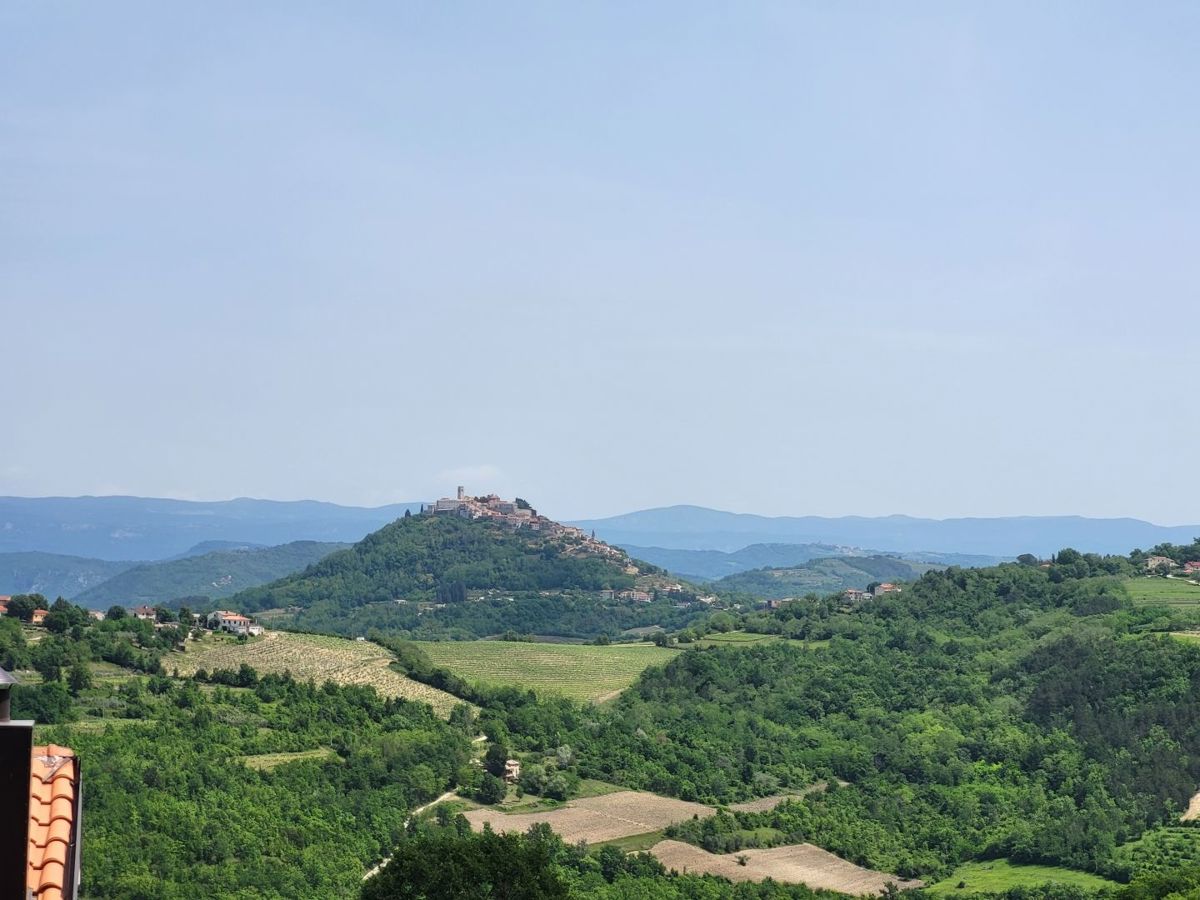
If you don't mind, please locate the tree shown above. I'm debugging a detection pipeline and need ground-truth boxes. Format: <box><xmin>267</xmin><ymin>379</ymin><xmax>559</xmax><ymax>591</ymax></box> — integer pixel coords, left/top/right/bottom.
<box><xmin>476</xmin><ymin>772</ymin><xmax>506</xmax><ymax>805</ymax></box>
<box><xmin>6</xmin><ymin>595</ymin><xmax>43</xmax><ymax>622</ymax></box>
<box><xmin>106</xmin><ymin>605</ymin><xmax>127</xmax><ymax>621</ymax></box>
<box><xmin>67</xmin><ymin>661</ymin><xmax>93</xmax><ymax>696</ymax></box>
<box><xmin>483</xmin><ymin>742</ymin><xmax>509</xmax><ymax>778</ymax></box>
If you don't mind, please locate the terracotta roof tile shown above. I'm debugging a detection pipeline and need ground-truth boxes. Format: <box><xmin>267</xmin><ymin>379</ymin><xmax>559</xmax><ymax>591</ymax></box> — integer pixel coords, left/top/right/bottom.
<box><xmin>28</xmin><ymin>744</ymin><xmax>78</xmax><ymax>900</ymax></box>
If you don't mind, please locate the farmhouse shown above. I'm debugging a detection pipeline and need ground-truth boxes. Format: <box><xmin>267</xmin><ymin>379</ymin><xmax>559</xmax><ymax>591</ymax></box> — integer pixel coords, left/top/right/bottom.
<box><xmin>843</xmin><ymin>589</ymin><xmax>871</xmax><ymax>604</ymax></box>
<box><xmin>1183</xmin><ymin>561</ymin><xmax>1200</xmax><ymax>576</ymax></box>
<box><xmin>30</xmin><ymin>609</ymin><xmax>49</xmax><ymax>626</ymax></box>
<box><xmin>206</xmin><ymin>611</ymin><xmax>263</xmax><ymax>636</ymax></box>
<box><xmin>1146</xmin><ymin>555</ymin><xmax>1177</xmax><ymax>571</ymax></box>
<box><xmin>132</xmin><ymin>605</ymin><xmax>156</xmax><ymax>621</ymax></box>
<box><xmin>618</xmin><ymin>590</ymin><xmax>652</xmax><ymax>603</ymax></box>
<box><xmin>872</xmin><ymin>583</ymin><xmax>901</xmax><ymax>597</ymax></box>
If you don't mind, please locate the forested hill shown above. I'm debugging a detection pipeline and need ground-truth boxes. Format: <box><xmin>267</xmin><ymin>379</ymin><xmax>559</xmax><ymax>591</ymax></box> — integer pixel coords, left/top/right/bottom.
<box><xmin>73</xmin><ymin>540</ymin><xmax>348</xmax><ymax>607</ymax></box>
<box><xmin>233</xmin><ymin>513</ymin><xmax>638</xmax><ymax>614</ymax></box>
<box><xmin>711</xmin><ymin>554</ymin><xmax>939</xmax><ymax>598</ymax></box>
<box><xmin>558</xmin><ymin>552</ymin><xmax>1200</xmax><ymax>882</ymax></box>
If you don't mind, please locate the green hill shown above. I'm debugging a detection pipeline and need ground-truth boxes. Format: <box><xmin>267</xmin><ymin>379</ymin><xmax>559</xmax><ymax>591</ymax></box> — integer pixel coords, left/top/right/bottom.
<box><xmin>234</xmin><ymin>513</ymin><xmax>638</xmax><ymax>616</ymax></box>
<box><xmin>712</xmin><ymin>555</ymin><xmax>939</xmax><ymax>598</ymax></box>
<box><xmin>74</xmin><ymin>540</ymin><xmax>348</xmax><ymax>607</ymax></box>
<box><xmin>0</xmin><ymin>551</ymin><xmax>134</xmax><ymax>598</ymax></box>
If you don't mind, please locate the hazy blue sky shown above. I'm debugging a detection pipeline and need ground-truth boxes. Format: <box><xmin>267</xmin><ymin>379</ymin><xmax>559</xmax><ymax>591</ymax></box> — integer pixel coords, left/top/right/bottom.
<box><xmin>3</xmin><ymin>2</ymin><xmax>1198</xmax><ymax>522</ymax></box>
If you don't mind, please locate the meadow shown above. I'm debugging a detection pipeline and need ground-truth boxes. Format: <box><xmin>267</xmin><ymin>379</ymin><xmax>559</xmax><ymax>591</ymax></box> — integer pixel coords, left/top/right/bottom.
<box><xmin>413</xmin><ymin>639</ymin><xmax>678</xmax><ymax>702</ymax></box>
<box><xmin>1126</xmin><ymin>576</ymin><xmax>1200</xmax><ymax>607</ymax></box>
<box><xmin>925</xmin><ymin>860</ymin><xmax>1116</xmax><ymax>895</ymax></box>
<box><xmin>170</xmin><ymin>631</ymin><xmax>463</xmax><ymax>715</ymax></box>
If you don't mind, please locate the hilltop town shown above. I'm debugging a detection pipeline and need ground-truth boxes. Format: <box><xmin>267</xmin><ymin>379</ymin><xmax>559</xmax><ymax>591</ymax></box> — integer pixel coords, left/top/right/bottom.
<box><xmin>425</xmin><ymin>487</ymin><xmax>629</xmax><ymax>565</ymax></box>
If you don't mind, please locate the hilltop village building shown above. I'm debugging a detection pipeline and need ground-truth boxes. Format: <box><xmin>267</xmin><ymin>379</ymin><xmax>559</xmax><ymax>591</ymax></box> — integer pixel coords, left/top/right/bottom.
<box><xmin>426</xmin><ymin>487</ymin><xmax>626</xmax><ymax>562</ymax></box>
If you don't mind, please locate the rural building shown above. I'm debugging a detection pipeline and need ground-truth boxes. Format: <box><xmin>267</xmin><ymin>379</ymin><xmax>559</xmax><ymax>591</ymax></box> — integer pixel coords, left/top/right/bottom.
<box><xmin>843</xmin><ymin>589</ymin><xmax>870</xmax><ymax>604</ymax></box>
<box><xmin>132</xmin><ymin>606</ymin><xmax>156</xmax><ymax>621</ymax></box>
<box><xmin>1145</xmin><ymin>555</ymin><xmax>1177</xmax><ymax>571</ymax></box>
<box><xmin>206</xmin><ymin>611</ymin><xmax>263</xmax><ymax>636</ymax></box>
<box><xmin>30</xmin><ymin>609</ymin><xmax>48</xmax><ymax>626</ymax></box>
<box><xmin>872</xmin><ymin>583</ymin><xmax>901</xmax><ymax>597</ymax></box>
<box><xmin>618</xmin><ymin>590</ymin><xmax>652</xmax><ymax>603</ymax></box>
<box><xmin>503</xmin><ymin>759</ymin><xmax>521</xmax><ymax>783</ymax></box>
<box><xmin>1184</xmin><ymin>561</ymin><xmax>1200</xmax><ymax>576</ymax></box>
<box><xmin>87</xmin><ymin>611</ymin><xmax>104</xmax><ymax>622</ymax></box>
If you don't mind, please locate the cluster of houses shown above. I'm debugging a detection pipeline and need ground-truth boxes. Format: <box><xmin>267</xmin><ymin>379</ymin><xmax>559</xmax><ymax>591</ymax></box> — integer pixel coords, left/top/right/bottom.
<box><xmin>1146</xmin><ymin>556</ymin><xmax>1200</xmax><ymax>577</ymax></box>
<box><xmin>426</xmin><ymin>487</ymin><xmax>630</xmax><ymax>564</ymax></box>
<box><xmin>762</xmin><ymin>582</ymin><xmax>902</xmax><ymax>610</ymax></box>
<box><xmin>0</xmin><ymin>594</ymin><xmax>264</xmax><ymax>636</ymax></box>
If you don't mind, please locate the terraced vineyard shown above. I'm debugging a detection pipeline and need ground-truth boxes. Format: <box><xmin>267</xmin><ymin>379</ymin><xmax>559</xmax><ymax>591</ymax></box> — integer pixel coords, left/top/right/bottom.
<box><xmin>170</xmin><ymin>631</ymin><xmax>463</xmax><ymax>715</ymax></box>
<box><xmin>414</xmin><ymin>640</ymin><xmax>678</xmax><ymax>702</ymax></box>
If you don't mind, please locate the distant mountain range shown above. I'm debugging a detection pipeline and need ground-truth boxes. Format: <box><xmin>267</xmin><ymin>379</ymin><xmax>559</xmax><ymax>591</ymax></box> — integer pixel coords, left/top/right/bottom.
<box><xmin>73</xmin><ymin>540</ymin><xmax>349</xmax><ymax>608</ymax></box>
<box><xmin>622</xmin><ymin>542</ymin><xmax>1005</xmax><ymax>582</ymax></box>
<box><xmin>4</xmin><ymin>495</ymin><xmax>1195</xmax><ymax>570</ymax></box>
<box><xmin>0</xmin><ymin>495</ymin><xmax>421</xmax><ymax>560</ymax></box>
<box><xmin>573</xmin><ymin>506</ymin><xmax>1200</xmax><ymax>557</ymax></box>
<box><xmin>0</xmin><ymin>551</ymin><xmax>133</xmax><ymax>599</ymax></box>
<box><xmin>0</xmin><ymin>540</ymin><xmax>349</xmax><ymax>606</ymax></box>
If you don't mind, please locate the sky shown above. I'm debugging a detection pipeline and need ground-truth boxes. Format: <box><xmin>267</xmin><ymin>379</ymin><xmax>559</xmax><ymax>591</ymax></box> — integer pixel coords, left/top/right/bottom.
<box><xmin>2</xmin><ymin>2</ymin><xmax>1198</xmax><ymax>523</ymax></box>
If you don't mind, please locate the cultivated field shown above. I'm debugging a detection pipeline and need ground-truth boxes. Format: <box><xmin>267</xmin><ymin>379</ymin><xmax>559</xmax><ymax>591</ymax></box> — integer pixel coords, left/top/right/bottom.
<box><xmin>649</xmin><ymin>839</ymin><xmax>923</xmax><ymax>895</ymax></box>
<box><xmin>240</xmin><ymin>748</ymin><xmax>338</xmax><ymax>770</ymax></box>
<box><xmin>925</xmin><ymin>860</ymin><xmax>1114</xmax><ymax>895</ymax></box>
<box><xmin>1126</xmin><ymin>577</ymin><xmax>1200</xmax><ymax>607</ymax></box>
<box><xmin>170</xmin><ymin>632</ymin><xmax>462</xmax><ymax>716</ymax></box>
<box><xmin>414</xmin><ymin>640</ymin><xmax>678</xmax><ymax>702</ymax></box>
<box><xmin>463</xmin><ymin>790</ymin><xmax>714</xmax><ymax>844</ymax></box>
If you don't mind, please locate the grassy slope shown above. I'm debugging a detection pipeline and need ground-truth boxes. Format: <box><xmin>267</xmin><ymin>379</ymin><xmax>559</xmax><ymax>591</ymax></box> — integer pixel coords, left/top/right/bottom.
<box><xmin>414</xmin><ymin>640</ymin><xmax>679</xmax><ymax>702</ymax></box>
<box><xmin>169</xmin><ymin>631</ymin><xmax>463</xmax><ymax>716</ymax></box>
<box><xmin>1127</xmin><ymin>576</ymin><xmax>1200</xmax><ymax>607</ymax></box>
<box><xmin>926</xmin><ymin>859</ymin><xmax>1116</xmax><ymax>895</ymax></box>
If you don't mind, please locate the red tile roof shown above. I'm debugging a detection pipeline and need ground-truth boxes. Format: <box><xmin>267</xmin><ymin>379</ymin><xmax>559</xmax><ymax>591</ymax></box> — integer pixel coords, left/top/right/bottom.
<box><xmin>28</xmin><ymin>744</ymin><xmax>78</xmax><ymax>900</ymax></box>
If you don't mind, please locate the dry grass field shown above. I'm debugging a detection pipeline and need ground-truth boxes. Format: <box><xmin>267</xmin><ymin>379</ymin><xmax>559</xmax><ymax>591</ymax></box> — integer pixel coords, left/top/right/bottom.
<box><xmin>463</xmin><ymin>790</ymin><xmax>714</xmax><ymax>844</ymax></box>
<box><xmin>649</xmin><ymin>839</ymin><xmax>923</xmax><ymax>894</ymax></box>
<box><xmin>170</xmin><ymin>631</ymin><xmax>463</xmax><ymax>716</ymax></box>
<box><xmin>414</xmin><ymin>640</ymin><xmax>678</xmax><ymax>703</ymax></box>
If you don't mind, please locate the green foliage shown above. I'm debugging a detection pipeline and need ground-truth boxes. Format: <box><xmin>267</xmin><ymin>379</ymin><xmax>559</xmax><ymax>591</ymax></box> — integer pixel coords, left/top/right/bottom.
<box><xmin>712</xmin><ymin>556</ymin><xmax>937</xmax><ymax>599</ymax></box>
<box><xmin>552</xmin><ymin>563</ymin><xmax>1200</xmax><ymax>880</ymax></box>
<box><xmin>234</xmin><ymin>516</ymin><xmax>635</xmax><ymax>614</ymax></box>
<box><xmin>362</xmin><ymin>820</ymin><xmax>850</xmax><ymax>900</ymax></box>
<box><xmin>53</xmin><ymin>671</ymin><xmax>471</xmax><ymax>898</ymax></box>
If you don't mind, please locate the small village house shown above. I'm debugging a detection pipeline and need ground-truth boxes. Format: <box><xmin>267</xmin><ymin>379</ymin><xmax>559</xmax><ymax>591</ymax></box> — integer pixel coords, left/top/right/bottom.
<box><xmin>1145</xmin><ymin>555</ymin><xmax>1177</xmax><ymax>571</ymax></box>
<box><xmin>206</xmin><ymin>610</ymin><xmax>263</xmax><ymax>637</ymax></box>
<box><xmin>872</xmin><ymin>583</ymin><xmax>901</xmax><ymax>598</ymax></box>
<box><xmin>132</xmin><ymin>605</ymin><xmax>156</xmax><ymax>621</ymax></box>
<box><xmin>503</xmin><ymin>759</ymin><xmax>521</xmax><ymax>783</ymax></box>
<box><xmin>30</xmin><ymin>609</ymin><xmax>48</xmax><ymax>626</ymax></box>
